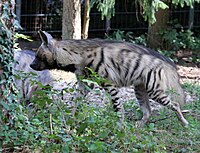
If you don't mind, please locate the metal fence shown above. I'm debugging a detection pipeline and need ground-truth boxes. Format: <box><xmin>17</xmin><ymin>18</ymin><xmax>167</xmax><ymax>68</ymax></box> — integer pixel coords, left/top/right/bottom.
<box><xmin>170</xmin><ymin>4</ymin><xmax>195</xmax><ymax>29</ymax></box>
<box><xmin>16</xmin><ymin>0</ymin><xmax>200</xmax><ymax>38</ymax></box>
<box><xmin>16</xmin><ymin>0</ymin><xmax>62</xmax><ymax>34</ymax></box>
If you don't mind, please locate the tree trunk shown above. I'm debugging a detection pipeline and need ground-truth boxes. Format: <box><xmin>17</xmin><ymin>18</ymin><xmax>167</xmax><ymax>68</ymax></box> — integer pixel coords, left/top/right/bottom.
<box><xmin>147</xmin><ymin>6</ymin><xmax>169</xmax><ymax>49</ymax></box>
<box><xmin>62</xmin><ymin>0</ymin><xmax>81</xmax><ymax>40</ymax></box>
<box><xmin>82</xmin><ymin>0</ymin><xmax>90</xmax><ymax>39</ymax></box>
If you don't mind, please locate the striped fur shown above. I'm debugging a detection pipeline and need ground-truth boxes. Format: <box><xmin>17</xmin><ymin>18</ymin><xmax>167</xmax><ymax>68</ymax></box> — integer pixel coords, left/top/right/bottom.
<box><xmin>30</xmin><ymin>31</ymin><xmax>189</xmax><ymax>127</ymax></box>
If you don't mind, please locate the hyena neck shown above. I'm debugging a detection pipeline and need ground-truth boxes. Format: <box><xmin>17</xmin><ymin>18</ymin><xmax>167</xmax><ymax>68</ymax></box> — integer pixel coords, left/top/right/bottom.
<box><xmin>55</xmin><ymin>44</ymin><xmax>84</xmax><ymax>66</ymax></box>
<box><xmin>55</xmin><ymin>63</ymin><xmax>76</xmax><ymax>73</ymax></box>
<box><xmin>52</xmin><ymin>46</ymin><xmax>81</xmax><ymax>73</ymax></box>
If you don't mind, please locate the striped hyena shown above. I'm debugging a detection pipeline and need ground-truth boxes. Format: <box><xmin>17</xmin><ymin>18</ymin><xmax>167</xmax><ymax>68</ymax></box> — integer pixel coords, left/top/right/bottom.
<box><xmin>30</xmin><ymin>30</ymin><xmax>189</xmax><ymax>127</ymax></box>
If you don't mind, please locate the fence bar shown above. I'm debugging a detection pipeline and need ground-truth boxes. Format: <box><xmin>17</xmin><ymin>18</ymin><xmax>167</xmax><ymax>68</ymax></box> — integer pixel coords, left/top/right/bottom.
<box><xmin>16</xmin><ymin>0</ymin><xmax>21</xmax><ymax>24</ymax></box>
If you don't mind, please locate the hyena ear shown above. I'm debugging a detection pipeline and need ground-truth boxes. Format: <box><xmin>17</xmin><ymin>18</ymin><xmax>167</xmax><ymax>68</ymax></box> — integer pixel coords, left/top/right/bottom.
<box><xmin>38</xmin><ymin>30</ymin><xmax>53</xmax><ymax>45</ymax></box>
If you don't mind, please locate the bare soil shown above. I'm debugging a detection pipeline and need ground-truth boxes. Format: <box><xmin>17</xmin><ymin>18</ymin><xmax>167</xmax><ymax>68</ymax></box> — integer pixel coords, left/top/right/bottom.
<box><xmin>175</xmin><ymin>50</ymin><xmax>200</xmax><ymax>84</ymax></box>
<box><xmin>177</xmin><ymin>65</ymin><xmax>200</xmax><ymax>84</ymax></box>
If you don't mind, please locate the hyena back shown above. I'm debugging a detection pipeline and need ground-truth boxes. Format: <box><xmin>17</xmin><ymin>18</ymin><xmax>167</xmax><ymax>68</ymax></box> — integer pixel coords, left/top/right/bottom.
<box><xmin>30</xmin><ymin>31</ymin><xmax>189</xmax><ymax>127</ymax></box>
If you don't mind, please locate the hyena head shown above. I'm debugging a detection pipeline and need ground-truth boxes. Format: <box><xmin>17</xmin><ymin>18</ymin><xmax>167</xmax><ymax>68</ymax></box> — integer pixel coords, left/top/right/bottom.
<box><xmin>30</xmin><ymin>30</ymin><xmax>56</xmax><ymax>71</ymax></box>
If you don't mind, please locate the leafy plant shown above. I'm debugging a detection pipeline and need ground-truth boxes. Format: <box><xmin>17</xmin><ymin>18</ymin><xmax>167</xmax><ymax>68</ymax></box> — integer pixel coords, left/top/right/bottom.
<box><xmin>106</xmin><ymin>30</ymin><xmax>147</xmax><ymax>46</ymax></box>
<box><xmin>159</xmin><ymin>23</ymin><xmax>200</xmax><ymax>64</ymax></box>
<box><xmin>0</xmin><ymin>1</ymin><xmax>21</xmax><ymax>151</ymax></box>
<box><xmin>136</xmin><ymin>0</ymin><xmax>199</xmax><ymax>24</ymax></box>
<box><xmin>14</xmin><ymin>33</ymin><xmax>33</xmax><ymax>49</ymax></box>
<box><xmin>82</xmin><ymin>67</ymin><xmax>111</xmax><ymax>85</ymax></box>
<box><xmin>172</xmin><ymin>0</ymin><xmax>197</xmax><ymax>7</ymax></box>
<box><xmin>136</xmin><ymin>0</ymin><xmax>168</xmax><ymax>25</ymax></box>
<box><xmin>14</xmin><ymin>33</ymin><xmax>33</xmax><ymax>42</ymax></box>
<box><xmin>90</xmin><ymin>0</ymin><xmax>199</xmax><ymax>24</ymax></box>
<box><xmin>161</xmin><ymin>28</ymin><xmax>200</xmax><ymax>51</ymax></box>
<box><xmin>106</xmin><ymin>30</ymin><xmax>133</xmax><ymax>41</ymax></box>
<box><xmin>90</xmin><ymin>0</ymin><xmax>115</xmax><ymax>20</ymax></box>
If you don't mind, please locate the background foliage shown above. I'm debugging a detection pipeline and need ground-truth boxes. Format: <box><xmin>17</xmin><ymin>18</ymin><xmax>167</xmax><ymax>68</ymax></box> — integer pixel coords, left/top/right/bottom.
<box><xmin>0</xmin><ymin>0</ymin><xmax>21</xmax><ymax>150</ymax></box>
<box><xmin>90</xmin><ymin>0</ymin><xmax>200</xmax><ymax>24</ymax></box>
<box><xmin>90</xmin><ymin>0</ymin><xmax>115</xmax><ymax>20</ymax></box>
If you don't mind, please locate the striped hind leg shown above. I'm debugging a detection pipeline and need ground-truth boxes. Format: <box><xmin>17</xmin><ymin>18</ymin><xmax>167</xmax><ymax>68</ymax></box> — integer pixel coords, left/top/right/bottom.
<box><xmin>150</xmin><ymin>90</ymin><xmax>189</xmax><ymax>126</ymax></box>
<box><xmin>134</xmin><ymin>84</ymin><xmax>152</xmax><ymax>127</ymax></box>
<box><xmin>168</xmin><ymin>102</ymin><xmax>189</xmax><ymax>126</ymax></box>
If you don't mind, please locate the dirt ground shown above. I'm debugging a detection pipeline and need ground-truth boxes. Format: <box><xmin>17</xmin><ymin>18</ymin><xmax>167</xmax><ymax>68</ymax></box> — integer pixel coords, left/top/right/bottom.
<box><xmin>177</xmin><ymin>65</ymin><xmax>200</xmax><ymax>84</ymax></box>
<box><xmin>176</xmin><ymin>50</ymin><xmax>200</xmax><ymax>84</ymax></box>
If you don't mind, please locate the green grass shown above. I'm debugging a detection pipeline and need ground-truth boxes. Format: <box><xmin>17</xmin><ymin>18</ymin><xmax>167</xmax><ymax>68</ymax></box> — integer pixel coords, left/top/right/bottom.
<box><xmin>1</xmin><ymin>81</ymin><xmax>200</xmax><ymax>153</ymax></box>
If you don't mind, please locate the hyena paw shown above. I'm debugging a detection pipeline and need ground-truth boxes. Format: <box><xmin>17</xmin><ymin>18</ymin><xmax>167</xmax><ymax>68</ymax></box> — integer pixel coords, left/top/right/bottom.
<box><xmin>182</xmin><ymin>119</ymin><xmax>190</xmax><ymax>127</ymax></box>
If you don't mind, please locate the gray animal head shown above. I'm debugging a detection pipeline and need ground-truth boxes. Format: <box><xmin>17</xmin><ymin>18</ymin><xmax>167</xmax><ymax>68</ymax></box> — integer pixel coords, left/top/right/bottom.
<box><xmin>30</xmin><ymin>30</ymin><xmax>56</xmax><ymax>71</ymax></box>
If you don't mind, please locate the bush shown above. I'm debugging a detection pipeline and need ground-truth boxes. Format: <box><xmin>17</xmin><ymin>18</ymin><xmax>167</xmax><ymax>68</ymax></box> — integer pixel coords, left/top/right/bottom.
<box><xmin>160</xmin><ymin>28</ymin><xmax>200</xmax><ymax>51</ymax></box>
<box><xmin>106</xmin><ymin>30</ymin><xmax>147</xmax><ymax>46</ymax></box>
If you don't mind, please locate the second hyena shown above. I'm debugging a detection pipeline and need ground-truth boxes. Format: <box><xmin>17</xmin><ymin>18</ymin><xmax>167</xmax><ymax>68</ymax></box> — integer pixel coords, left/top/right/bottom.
<box><xmin>30</xmin><ymin>30</ymin><xmax>189</xmax><ymax>127</ymax></box>
<box><xmin>14</xmin><ymin>50</ymin><xmax>76</xmax><ymax>101</ymax></box>
<box><xmin>14</xmin><ymin>50</ymin><xmax>52</xmax><ymax>100</ymax></box>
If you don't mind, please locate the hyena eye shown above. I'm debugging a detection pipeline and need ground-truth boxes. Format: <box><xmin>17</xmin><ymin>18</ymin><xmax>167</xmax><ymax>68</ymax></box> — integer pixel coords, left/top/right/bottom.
<box><xmin>36</xmin><ymin>55</ymin><xmax>41</xmax><ymax>60</ymax></box>
<box><xmin>43</xmin><ymin>56</ymin><xmax>47</xmax><ymax>62</ymax></box>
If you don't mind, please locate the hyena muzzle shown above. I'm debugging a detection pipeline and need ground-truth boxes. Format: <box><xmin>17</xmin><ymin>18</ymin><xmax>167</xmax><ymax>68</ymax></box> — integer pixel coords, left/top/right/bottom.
<box><xmin>30</xmin><ymin>30</ymin><xmax>189</xmax><ymax>127</ymax></box>
<box><xmin>14</xmin><ymin>50</ymin><xmax>53</xmax><ymax>100</ymax></box>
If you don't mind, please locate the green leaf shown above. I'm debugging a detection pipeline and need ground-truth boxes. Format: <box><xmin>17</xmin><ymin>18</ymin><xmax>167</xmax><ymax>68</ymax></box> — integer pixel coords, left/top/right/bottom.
<box><xmin>156</xmin><ymin>0</ymin><xmax>169</xmax><ymax>9</ymax></box>
<box><xmin>0</xmin><ymin>101</ymin><xmax>10</xmax><ymax>110</ymax></box>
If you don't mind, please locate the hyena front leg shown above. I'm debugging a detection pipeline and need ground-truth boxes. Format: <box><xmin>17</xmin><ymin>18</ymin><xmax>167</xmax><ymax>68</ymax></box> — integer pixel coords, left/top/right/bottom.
<box><xmin>134</xmin><ymin>84</ymin><xmax>151</xmax><ymax>127</ymax></box>
<box><xmin>77</xmin><ymin>80</ymin><xmax>90</xmax><ymax>96</ymax></box>
<box><xmin>69</xmin><ymin>80</ymin><xmax>90</xmax><ymax>116</ymax></box>
<box><xmin>103</xmin><ymin>84</ymin><xmax>125</xmax><ymax>120</ymax></box>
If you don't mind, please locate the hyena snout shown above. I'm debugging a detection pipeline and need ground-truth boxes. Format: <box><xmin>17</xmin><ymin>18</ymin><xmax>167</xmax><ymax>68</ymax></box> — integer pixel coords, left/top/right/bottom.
<box><xmin>30</xmin><ymin>59</ymin><xmax>45</xmax><ymax>71</ymax></box>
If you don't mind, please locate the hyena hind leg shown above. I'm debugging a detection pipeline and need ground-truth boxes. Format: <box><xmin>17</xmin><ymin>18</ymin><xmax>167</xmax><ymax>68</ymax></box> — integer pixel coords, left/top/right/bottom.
<box><xmin>152</xmin><ymin>93</ymin><xmax>189</xmax><ymax>126</ymax></box>
<box><xmin>134</xmin><ymin>84</ymin><xmax>151</xmax><ymax>127</ymax></box>
<box><xmin>168</xmin><ymin>102</ymin><xmax>189</xmax><ymax>126</ymax></box>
